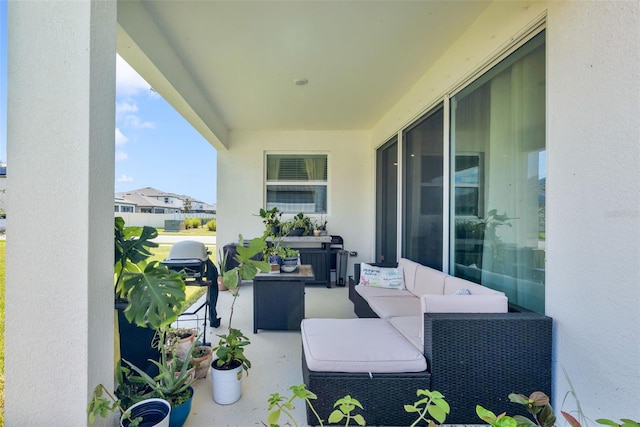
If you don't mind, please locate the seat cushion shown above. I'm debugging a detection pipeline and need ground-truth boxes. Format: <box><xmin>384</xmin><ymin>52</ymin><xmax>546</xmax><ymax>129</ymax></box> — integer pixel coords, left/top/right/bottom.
<box><xmin>411</xmin><ymin>265</ymin><xmax>447</xmax><ymax>296</ymax></box>
<box><xmin>366</xmin><ymin>295</ymin><xmax>421</xmax><ymax>319</ymax></box>
<box><xmin>301</xmin><ymin>318</ymin><xmax>427</xmax><ymax>373</ymax></box>
<box><xmin>388</xmin><ymin>316</ymin><xmax>423</xmax><ymax>351</ymax></box>
<box><xmin>355</xmin><ymin>284</ymin><xmax>413</xmax><ymax>299</ymax></box>
<box><xmin>443</xmin><ymin>275</ymin><xmax>504</xmax><ymax>295</ymax></box>
<box><xmin>398</xmin><ymin>258</ymin><xmax>421</xmax><ymax>293</ymax></box>
<box><xmin>420</xmin><ymin>294</ymin><xmax>508</xmax><ymax>313</ymax></box>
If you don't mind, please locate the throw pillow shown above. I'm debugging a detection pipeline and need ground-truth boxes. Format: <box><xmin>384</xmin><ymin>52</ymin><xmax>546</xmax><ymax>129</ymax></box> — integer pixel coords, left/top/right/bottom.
<box><xmin>454</xmin><ymin>288</ymin><xmax>472</xmax><ymax>295</ymax></box>
<box><xmin>358</xmin><ymin>263</ymin><xmax>405</xmax><ymax>289</ymax></box>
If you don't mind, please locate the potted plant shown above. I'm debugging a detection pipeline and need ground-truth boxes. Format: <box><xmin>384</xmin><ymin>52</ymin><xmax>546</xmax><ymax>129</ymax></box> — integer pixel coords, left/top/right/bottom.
<box><xmin>258</xmin><ymin>207</ymin><xmax>283</xmax><ymax>237</ymax></box>
<box><xmin>281</xmin><ymin>247</ymin><xmax>300</xmax><ymax>273</ymax></box>
<box><xmin>216</xmin><ymin>248</ymin><xmax>229</xmax><ymax>291</ymax></box>
<box><xmin>191</xmin><ymin>345</ymin><xmax>214</xmax><ymax>379</ymax></box>
<box><xmin>114</xmin><ymin>217</ymin><xmax>187</xmax><ymax>373</ymax></box>
<box><xmin>124</xmin><ymin>330</ymin><xmax>199</xmax><ymax>427</ymax></box>
<box><xmin>264</xmin><ymin>234</ymin><xmax>286</xmax><ymax>273</ymax></box>
<box><xmin>313</xmin><ymin>215</ymin><xmax>328</xmax><ymax>236</ymax></box>
<box><xmin>87</xmin><ymin>363</ymin><xmax>171</xmax><ymax>427</ymax></box>
<box><xmin>286</xmin><ymin>212</ymin><xmax>312</xmax><ymax>236</ymax></box>
<box><xmin>211</xmin><ymin>235</ymin><xmax>270</xmax><ymax>404</ymax></box>
<box><xmin>165</xmin><ymin>328</ymin><xmax>196</xmax><ymax>362</ymax></box>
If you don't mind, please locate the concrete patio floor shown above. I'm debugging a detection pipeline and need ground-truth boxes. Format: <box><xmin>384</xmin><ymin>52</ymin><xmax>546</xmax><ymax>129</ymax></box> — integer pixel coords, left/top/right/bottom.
<box><xmin>172</xmin><ymin>281</ymin><xmax>356</xmax><ymax>427</ymax></box>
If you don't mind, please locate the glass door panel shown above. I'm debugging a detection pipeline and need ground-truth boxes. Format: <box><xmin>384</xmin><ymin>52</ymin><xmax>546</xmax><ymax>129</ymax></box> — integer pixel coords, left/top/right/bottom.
<box><xmin>403</xmin><ymin>107</ymin><xmax>444</xmax><ymax>270</ymax></box>
<box><xmin>376</xmin><ymin>138</ymin><xmax>398</xmax><ymax>263</ymax></box>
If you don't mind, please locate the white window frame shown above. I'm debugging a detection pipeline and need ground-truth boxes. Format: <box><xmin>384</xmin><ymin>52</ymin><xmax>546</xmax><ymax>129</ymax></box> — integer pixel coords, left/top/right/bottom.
<box><xmin>264</xmin><ymin>152</ymin><xmax>329</xmax><ymax>214</ymax></box>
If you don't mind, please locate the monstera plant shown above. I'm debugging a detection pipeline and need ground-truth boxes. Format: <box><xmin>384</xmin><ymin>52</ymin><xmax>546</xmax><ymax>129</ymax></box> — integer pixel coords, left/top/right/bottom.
<box><xmin>114</xmin><ymin>216</ymin><xmax>186</xmax><ymax>329</ymax></box>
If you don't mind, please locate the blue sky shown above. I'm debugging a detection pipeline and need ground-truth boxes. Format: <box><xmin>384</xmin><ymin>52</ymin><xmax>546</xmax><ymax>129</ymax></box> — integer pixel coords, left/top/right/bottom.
<box><xmin>0</xmin><ymin>2</ymin><xmax>218</xmax><ymax>204</ymax></box>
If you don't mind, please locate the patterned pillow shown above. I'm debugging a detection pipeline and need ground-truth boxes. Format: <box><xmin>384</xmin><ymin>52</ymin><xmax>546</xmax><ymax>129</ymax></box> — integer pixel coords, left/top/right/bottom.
<box><xmin>358</xmin><ymin>263</ymin><xmax>405</xmax><ymax>289</ymax></box>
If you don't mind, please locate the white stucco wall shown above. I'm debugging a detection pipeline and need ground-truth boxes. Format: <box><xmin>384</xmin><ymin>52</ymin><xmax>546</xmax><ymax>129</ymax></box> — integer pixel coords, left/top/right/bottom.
<box><xmin>545</xmin><ymin>0</ymin><xmax>640</xmax><ymax>418</ymax></box>
<box><xmin>6</xmin><ymin>1</ymin><xmax>116</xmax><ymax>425</ymax></box>
<box><xmin>372</xmin><ymin>0</ymin><xmax>640</xmax><ymax>419</ymax></box>
<box><xmin>217</xmin><ymin>130</ymin><xmax>374</xmax><ymax>268</ymax></box>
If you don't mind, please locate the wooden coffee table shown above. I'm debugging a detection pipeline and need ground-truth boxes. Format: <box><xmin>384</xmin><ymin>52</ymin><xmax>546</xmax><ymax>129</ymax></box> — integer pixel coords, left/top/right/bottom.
<box><xmin>253</xmin><ymin>265</ymin><xmax>315</xmax><ymax>333</ymax></box>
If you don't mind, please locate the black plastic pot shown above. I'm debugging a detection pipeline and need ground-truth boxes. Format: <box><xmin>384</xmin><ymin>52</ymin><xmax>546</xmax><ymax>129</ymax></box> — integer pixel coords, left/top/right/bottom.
<box><xmin>116</xmin><ymin>302</ymin><xmax>160</xmax><ymax>376</ymax></box>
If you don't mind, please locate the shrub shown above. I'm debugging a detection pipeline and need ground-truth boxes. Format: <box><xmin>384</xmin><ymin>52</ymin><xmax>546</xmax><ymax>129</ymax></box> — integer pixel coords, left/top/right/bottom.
<box><xmin>184</xmin><ymin>218</ymin><xmax>200</xmax><ymax>229</ymax></box>
<box><xmin>206</xmin><ymin>219</ymin><xmax>217</xmax><ymax>231</ymax></box>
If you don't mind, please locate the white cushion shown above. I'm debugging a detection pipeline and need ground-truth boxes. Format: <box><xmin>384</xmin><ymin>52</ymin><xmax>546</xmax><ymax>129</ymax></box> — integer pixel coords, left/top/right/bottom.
<box><xmin>367</xmin><ymin>295</ymin><xmax>421</xmax><ymax>319</ymax></box>
<box><xmin>358</xmin><ymin>263</ymin><xmax>405</xmax><ymax>289</ymax></box>
<box><xmin>388</xmin><ymin>316</ymin><xmax>423</xmax><ymax>352</ymax></box>
<box><xmin>398</xmin><ymin>258</ymin><xmax>420</xmax><ymax>292</ymax></box>
<box><xmin>411</xmin><ymin>265</ymin><xmax>447</xmax><ymax>296</ymax></box>
<box><xmin>420</xmin><ymin>294</ymin><xmax>508</xmax><ymax>313</ymax></box>
<box><xmin>355</xmin><ymin>284</ymin><xmax>413</xmax><ymax>299</ymax></box>
<box><xmin>443</xmin><ymin>276</ymin><xmax>503</xmax><ymax>295</ymax></box>
<box><xmin>301</xmin><ymin>318</ymin><xmax>427</xmax><ymax>373</ymax></box>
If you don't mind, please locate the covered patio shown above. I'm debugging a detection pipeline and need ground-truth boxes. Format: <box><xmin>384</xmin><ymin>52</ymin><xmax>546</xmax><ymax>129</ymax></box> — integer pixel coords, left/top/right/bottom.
<box><xmin>5</xmin><ymin>1</ymin><xmax>639</xmax><ymax>425</ymax></box>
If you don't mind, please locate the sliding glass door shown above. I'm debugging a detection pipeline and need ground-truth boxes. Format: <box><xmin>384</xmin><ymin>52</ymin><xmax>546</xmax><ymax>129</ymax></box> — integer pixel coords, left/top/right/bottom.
<box><xmin>375</xmin><ymin>138</ymin><xmax>398</xmax><ymax>264</ymax></box>
<box><xmin>450</xmin><ymin>32</ymin><xmax>546</xmax><ymax>312</ymax></box>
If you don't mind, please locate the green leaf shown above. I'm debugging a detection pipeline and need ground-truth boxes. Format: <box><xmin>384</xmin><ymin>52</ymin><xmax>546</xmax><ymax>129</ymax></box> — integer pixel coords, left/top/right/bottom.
<box><xmin>267</xmin><ymin>408</ymin><xmax>281</xmax><ymax>425</ymax></box>
<box><xmin>122</xmin><ymin>261</ymin><xmax>186</xmax><ymax>329</ymax></box>
<box><xmin>509</xmin><ymin>393</ymin><xmax>530</xmax><ymax>405</ymax></box>
<box><xmin>404</xmin><ymin>404</ymin><xmax>419</xmax><ymax>413</ymax></box>
<box><xmin>539</xmin><ymin>404</ymin><xmax>556</xmax><ymax>427</ymax></box>
<box><xmin>514</xmin><ymin>415</ymin><xmax>538</xmax><ymax>427</ymax></box>
<box><xmin>354</xmin><ymin>414</ymin><xmax>366</xmax><ymax>426</ymax></box>
<box><xmin>477</xmin><ymin>405</ymin><xmax>497</xmax><ymax>422</ymax></box>
<box><xmin>328</xmin><ymin>410</ymin><xmax>344</xmax><ymax>424</ymax></box>
<box><xmin>432</xmin><ymin>397</ymin><xmax>450</xmax><ymax>413</ymax></box>
<box><xmin>428</xmin><ymin>404</ymin><xmax>448</xmax><ymax>424</ymax></box>
<box><xmin>597</xmin><ymin>420</ymin><xmax>620</xmax><ymax>427</ymax></box>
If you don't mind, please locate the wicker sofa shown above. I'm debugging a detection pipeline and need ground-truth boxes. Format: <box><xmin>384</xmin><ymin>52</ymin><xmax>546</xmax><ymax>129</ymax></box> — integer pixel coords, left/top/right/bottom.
<box><xmin>301</xmin><ymin>260</ymin><xmax>552</xmax><ymax>425</ymax></box>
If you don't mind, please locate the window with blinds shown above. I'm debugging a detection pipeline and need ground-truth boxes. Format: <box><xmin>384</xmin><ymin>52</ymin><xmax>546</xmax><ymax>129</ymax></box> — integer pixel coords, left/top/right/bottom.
<box><xmin>265</xmin><ymin>154</ymin><xmax>328</xmax><ymax>214</ymax></box>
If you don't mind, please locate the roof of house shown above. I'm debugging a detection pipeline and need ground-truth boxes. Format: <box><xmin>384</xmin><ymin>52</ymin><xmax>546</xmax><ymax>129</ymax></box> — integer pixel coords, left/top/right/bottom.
<box><xmin>117</xmin><ymin>187</ymin><xmax>210</xmax><ymax>205</ymax></box>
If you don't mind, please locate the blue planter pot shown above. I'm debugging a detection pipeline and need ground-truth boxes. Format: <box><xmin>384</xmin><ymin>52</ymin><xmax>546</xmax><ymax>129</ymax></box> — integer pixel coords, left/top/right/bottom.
<box><xmin>169</xmin><ymin>387</ymin><xmax>193</xmax><ymax>427</ymax></box>
<box><xmin>268</xmin><ymin>255</ymin><xmax>282</xmax><ymax>265</ymax></box>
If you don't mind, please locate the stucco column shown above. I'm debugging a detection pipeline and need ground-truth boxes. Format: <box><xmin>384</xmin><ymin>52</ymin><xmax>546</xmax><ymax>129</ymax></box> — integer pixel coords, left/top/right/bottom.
<box><xmin>6</xmin><ymin>1</ymin><xmax>116</xmax><ymax>425</ymax></box>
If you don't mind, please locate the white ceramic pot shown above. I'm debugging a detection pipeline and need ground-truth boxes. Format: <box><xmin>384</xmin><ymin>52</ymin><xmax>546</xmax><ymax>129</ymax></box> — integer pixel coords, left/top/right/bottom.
<box><xmin>121</xmin><ymin>398</ymin><xmax>170</xmax><ymax>427</ymax></box>
<box><xmin>211</xmin><ymin>360</ymin><xmax>243</xmax><ymax>405</ymax></box>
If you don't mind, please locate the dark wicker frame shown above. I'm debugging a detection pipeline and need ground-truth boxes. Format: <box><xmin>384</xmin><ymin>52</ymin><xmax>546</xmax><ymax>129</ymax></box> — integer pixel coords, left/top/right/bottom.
<box><xmin>304</xmin><ymin>263</ymin><xmax>553</xmax><ymax>425</ymax></box>
<box><xmin>302</xmin><ymin>352</ymin><xmax>430</xmax><ymax>426</ymax></box>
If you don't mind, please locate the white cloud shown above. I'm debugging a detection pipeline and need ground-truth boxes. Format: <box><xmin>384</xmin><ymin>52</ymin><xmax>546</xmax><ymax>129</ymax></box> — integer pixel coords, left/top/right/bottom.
<box><xmin>115</xmin><ymin>128</ymin><xmax>128</xmax><ymax>146</ymax></box>
<box><xmin>116</xmin><ymin>101</ymin><xmax>138</xmax><ymax>116</ymax></box>
<box><xmin>124</xmin><ymin>115</ymin><xmax>155</xmax><ymax>129</ymax></box>
<box><xmin>115</xmin><ymin>151</ymin><xmax>129</xmax><ymax>161</ymax></box>
<box><xmin>117</xmin><ymin>174</ymin><xmax>134</xmax><ymax>183</ymax></box>
<box><xmin>116</xmin><ymin>54</ymin><xmax>150</xmax><ymax>97</ymax></box>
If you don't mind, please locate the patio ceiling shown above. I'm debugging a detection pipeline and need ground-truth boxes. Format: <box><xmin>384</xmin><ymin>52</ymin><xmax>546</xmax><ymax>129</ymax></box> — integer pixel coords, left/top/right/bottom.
<box><xmin>116</xmin><ymin>1</ymin><xmax>491</xmax><ymax>149</ymax></box>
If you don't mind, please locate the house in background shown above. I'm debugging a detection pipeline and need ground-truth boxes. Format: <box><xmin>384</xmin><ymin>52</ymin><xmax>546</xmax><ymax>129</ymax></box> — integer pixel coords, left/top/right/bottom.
<box><xmin>115</xmin><ymin>187</ymin><xmax>216</xmax><ymax>214</ymax></box>
<box><xmin>113</xmin><ymin>195</ymin><xmax>136</xmax><ymax>213</ymax></box>
<box><xmin>5</xmin><ymin>1</ymin><xmax>639</xmax><ymax>425</ymax></box>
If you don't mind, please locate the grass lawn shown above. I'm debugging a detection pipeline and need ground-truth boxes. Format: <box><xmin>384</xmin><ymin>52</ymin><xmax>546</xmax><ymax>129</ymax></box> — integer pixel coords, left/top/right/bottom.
<box><xmin>157</xmin><ymin>227</ymin><xmax>216</xmax><ymax>237</ymax></box>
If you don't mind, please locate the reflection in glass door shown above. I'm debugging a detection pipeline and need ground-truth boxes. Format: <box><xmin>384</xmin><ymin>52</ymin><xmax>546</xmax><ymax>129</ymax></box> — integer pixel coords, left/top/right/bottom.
<box><xmin>403</xmin><ymin>107</ymin><xmax>444</xmax><ymax>270</ymax></box>
<box><xmin>376</xmin><ymin>138</ymin><xmax>398</xmax><ymax>264</ymax></box>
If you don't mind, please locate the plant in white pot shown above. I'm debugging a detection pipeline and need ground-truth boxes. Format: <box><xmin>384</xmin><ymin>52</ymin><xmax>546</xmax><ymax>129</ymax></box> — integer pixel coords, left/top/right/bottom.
<box><xmin>211</xmin><ymin>236</ymin><xmax>270</xmax><ymax>404</ymax></box>
<box><xmin>281</xmin><ymin>247</ymin><xmax>300</xmax><ymax>273</ymax></box>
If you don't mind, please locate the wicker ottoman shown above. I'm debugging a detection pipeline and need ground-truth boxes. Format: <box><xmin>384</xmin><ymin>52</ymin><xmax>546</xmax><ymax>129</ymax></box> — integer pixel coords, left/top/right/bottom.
<box><xmin>301</xmin><ymin>318</ymin><xmax>430</xmax><ymax>426</ymax></box>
